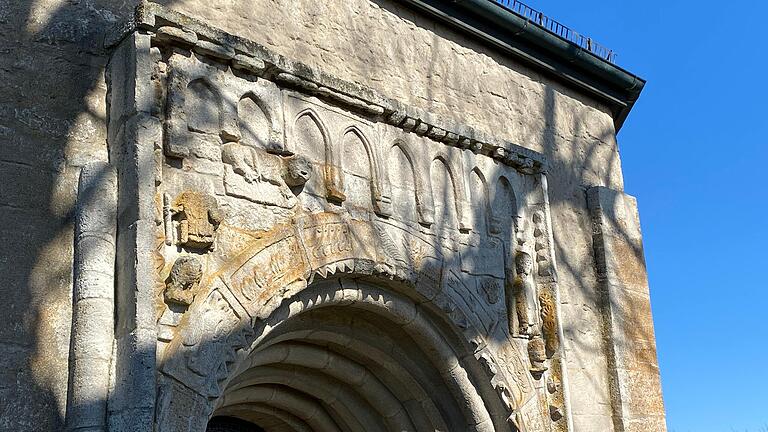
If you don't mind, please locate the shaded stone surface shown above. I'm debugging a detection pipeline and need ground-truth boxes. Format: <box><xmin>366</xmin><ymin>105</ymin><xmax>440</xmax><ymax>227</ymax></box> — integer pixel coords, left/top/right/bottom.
<box><xmin>0</xmin><ymin>1</ymin><xmax>664</xmax><ymax>431</ymax></box>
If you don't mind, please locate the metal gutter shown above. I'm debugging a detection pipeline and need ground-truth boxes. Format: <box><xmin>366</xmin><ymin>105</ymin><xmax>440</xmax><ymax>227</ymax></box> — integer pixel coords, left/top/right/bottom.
<box><xmin>394</xmin><ymin>0</ymin><xmax>645</xmax><ymax>132</ymax></box>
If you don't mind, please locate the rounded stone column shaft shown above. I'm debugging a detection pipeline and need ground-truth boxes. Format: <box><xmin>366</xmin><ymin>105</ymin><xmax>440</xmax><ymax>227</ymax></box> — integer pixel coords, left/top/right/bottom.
<box><xmin>65</xmin><ymin>162</ymin><xmax>117</xmax><ymax>432</ymax></box>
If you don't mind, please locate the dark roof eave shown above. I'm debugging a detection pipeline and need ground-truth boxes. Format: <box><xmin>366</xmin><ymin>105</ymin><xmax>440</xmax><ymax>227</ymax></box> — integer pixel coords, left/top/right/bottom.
<box><xmin>394</xmin><ymin>0</ymin><xmax>646</xmax><ymax>132</ymax></box>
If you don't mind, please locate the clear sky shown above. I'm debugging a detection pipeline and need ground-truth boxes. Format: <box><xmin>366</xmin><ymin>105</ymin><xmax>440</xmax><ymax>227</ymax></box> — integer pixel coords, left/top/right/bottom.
<box><xmin>523</xmin><ymin>0</ymin><xmax>768</xmax><ymax>431</ymax></box>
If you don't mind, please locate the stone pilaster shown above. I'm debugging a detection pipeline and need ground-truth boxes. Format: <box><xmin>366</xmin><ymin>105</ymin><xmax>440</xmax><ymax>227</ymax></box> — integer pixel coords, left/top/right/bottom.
<box><xmin>106</xmin><ymin>32</ymin><xmax>160</xmax><ymax>432</ymax></box>
<box><xmin>587</xmin><ymin>186</ymin><xmax>666</xmax><ymax>432</ymax></box>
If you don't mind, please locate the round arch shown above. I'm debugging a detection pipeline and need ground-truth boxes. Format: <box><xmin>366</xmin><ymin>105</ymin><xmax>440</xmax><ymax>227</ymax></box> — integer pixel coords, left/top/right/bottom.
<box><xmin>156</xmin><ymin>213</ymin><xmax>543</xmax><ymax>432</ymax></box>
<box><xmin>208</xmin><ymin>277</ymin><xmax>506</xmax><ymax>432</ymax></box>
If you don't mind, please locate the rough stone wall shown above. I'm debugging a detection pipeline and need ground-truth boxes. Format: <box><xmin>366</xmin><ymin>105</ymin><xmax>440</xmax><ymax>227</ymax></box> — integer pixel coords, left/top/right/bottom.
<box><xmin>0</xmin><ymin>0</ymin><xmax>647</xmax><ymax>431</ymax></box>
<box><xmin>0</xmin><ymin>1</ymin><xmax>130</xmax><ymax>430</ymax></box>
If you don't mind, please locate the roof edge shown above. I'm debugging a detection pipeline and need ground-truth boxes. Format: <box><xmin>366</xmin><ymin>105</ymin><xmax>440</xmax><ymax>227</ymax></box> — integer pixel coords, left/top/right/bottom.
<box><xmin>395</xmin><ymin>0</ymin><xmax>646</xmax><ymax>132</ymax></box>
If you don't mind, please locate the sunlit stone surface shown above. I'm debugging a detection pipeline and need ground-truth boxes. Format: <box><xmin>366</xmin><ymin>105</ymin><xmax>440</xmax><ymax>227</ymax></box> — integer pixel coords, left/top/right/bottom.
<box><xmin>0</xmin><ymin>1</ymin><xmax>664</xmax><ymax>431</ymax></box>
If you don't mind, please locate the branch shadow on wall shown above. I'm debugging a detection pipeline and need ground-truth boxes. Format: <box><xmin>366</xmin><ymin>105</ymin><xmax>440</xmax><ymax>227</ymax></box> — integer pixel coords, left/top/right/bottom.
<box><xmin>0</xmin><ymin>0</ymin><xmax>658</xmax><ymax>430</ymax></box>
<box><xmin>368</xmin><ymin>0</ymin><xmax>662</xmax><ymax>426</ymax></box>
<box><xmin>0</xmin><ymin>1</ymin><xmax>182</xmax><ymax>430</ymax></box>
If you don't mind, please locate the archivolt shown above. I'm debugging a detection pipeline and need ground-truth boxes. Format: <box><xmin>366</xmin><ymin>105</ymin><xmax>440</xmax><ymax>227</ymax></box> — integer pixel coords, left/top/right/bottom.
<box><xmin>207</xmin><ymin>278</ymin><xmax>513</xmax><ymax>432</ymax></box>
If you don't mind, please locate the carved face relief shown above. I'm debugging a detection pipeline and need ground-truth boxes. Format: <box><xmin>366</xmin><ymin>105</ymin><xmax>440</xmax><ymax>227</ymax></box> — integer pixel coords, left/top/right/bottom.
<box><xmin>165</xmin><ymin>255</ymin><xmax>204</xmax><ymax>306</ymax></box>
<box><xmin>527</xmin><ymin>337</ymin><xmax>548</xmax><ymax>376</ymax></box>
<box><xmin>282</xmin><ymin>155</ymin><xmax>313</xmax><ymax>187</ymax></box>
<box><xmin>515</xmin><ymin>251</ymin><xmax>533</xmax><ymax>277</ymax></box>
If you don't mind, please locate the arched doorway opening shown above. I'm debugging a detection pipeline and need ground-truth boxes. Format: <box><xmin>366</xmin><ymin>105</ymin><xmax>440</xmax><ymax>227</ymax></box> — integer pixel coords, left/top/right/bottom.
<box><xmin>207</xmin><ymin>416</ymin><xmax>265</xmax><ymax>432</ymax></box>
<box><xmin>203</xmin><ymin>277</ymin><xmax>512</xmax><ymax>432</ymax></box>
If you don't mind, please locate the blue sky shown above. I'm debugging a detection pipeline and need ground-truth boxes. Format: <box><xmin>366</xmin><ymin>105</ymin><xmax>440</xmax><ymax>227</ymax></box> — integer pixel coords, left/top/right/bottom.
<box><xmin>524</xmin><ymin>0</ymin><xmax>768</xmax><ymax>430</ymax></box>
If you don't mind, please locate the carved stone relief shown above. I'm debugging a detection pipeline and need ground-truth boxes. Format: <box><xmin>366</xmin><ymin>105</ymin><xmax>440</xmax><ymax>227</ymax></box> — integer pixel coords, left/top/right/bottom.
<box><xmin>527</xmin><ymin>205</ymin><xmax>560</xmax><ymax>360</ymax></box>
<box><xmin>515</xmin><ymin>392</ymin><xmax>551</xmax><ymax>432</ymax></box>
<box><xmin>513</xmin><ymin>251</ymin><xmax>540</xmax><ymax>337</ymax></box>
<box><xmin>221</xmin><ymin>143</ymin><xmax>311</xmax><ymax>208</ymax></box>
<box><xmin>532</xmin><ymin>209</ymin><xmax>553</xmax><ymax>278</ymax></box>
<box><xmin>166</xmin><ymin>191</ymin><xmax>222</xmax><ymax>250</ymax></box>
<box><xmin>128</xmin><ymin>8</ymin><xmax>569</xmax><ymax>431</ymax></box>
<box><xmin>382</xmin><ymin>129</ymin><xmax>435</xmax><ymax>226</ymax></box>
<box><xmin>490</xmin><ymin>174</ymin><xmax>519</xmax><ymax>239</ymax></box>
<box><xmin>164</xmin><ymin>255</ymin><xmax>203</xmax><ymax>306</ymax></box>
<box><xmin>300</xmin><ymin>213</ymin><xmax>355</xmax><ymax>272</ymax></box>
<box><xmin>164</xmin><ymin>285</ymin><xmax>250</xmax><ymax>398</ymax></box>
<box><xmin>527</xmin><ymin>336</ymin><xmax>548</xmax><ymax>376</ymax></box>
<box><xmin>282</xmin><ymin>155</ymin><xmax>313</xmax><ymax>187</ymax></box>
<box><xmin>478</xmin><ymin>277</ymin><xmax>502</xmax><ymax>305</ymax></box>
<box><xmin>164</xmin><ymin>52</ymin><xmax>284</xmax><ymax>163</ymax></box>
<box><xmin>539</xmin><ymin>287</ymin><xmax>560</xmax><ymax>359</ymax></box>
<box><xmin>284</xmin><ymin>92</ymin><xmax>393</xmax><ymax>214</ymax></box>
<box><xmin>226</xmin><ymin>228</ymin><xmax>307</xmax><ymax>319</ymax></box>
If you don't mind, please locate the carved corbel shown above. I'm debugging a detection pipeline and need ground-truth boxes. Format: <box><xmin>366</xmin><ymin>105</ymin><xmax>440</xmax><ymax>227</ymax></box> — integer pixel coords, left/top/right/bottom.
<box><xmin>416</xmin><ymin>173</ymin><xmax>436</xmax><ymax>226</ymax></box>
<box><xmin>219</xmin><ymin>96</ymin><xmax>241</xmax><ymax>143</ymax></box>
<box><xmin>324</xmin><ymin>163</ymin><xmax>346</xmax><ymax>203</ymax></box>
<box><xmin>282</xmin><ymin>155</ymin><xmax>314</xmax><ymax>187</ymax></box>
<box><xmin>372</xmin><ymin>181</ymin><xmax>394</xmax><ymax>217</ymax></box>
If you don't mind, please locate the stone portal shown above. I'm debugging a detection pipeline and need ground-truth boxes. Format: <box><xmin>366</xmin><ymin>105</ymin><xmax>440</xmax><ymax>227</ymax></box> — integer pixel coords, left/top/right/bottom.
<box><xmin>107</xmin><ymin>5</ymin><xmax>565</xmax><ymax>429</ymax></box>
<box><xmin>56</xmin><ymin>2</ymin><xmax>664</xmax><ymax>431</ymax></box>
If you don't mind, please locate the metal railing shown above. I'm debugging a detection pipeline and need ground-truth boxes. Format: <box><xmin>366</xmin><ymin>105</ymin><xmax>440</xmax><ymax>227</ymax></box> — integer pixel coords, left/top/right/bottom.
<box><xmin>492</xmin><ymin>0</ymin><xmax>617</xmax><ymax>63</ymax></box>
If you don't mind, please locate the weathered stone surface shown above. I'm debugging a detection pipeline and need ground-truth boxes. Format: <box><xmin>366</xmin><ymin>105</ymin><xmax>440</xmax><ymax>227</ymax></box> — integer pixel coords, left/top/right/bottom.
<box><xmin>164</xmin><ymin>255</ymin><xmax>203</xmax><ymax>306</ymax></box>
<box><xmin>0</xmin><ymin>2</ymin><xmax>123</xmax><ymax>429</ymax></box>
<box><xmin>144</xmin><ymin>27</ymin><xmax>564</xmax><ymax>423</ymax></box>
<box><xmin>65</xmin><ymin>162</ymin><xmax>117</xmax><ymax>432</ymax></box>
<box><xmin>588</xmin><ymin>186</ymin><xmax>666</xmax><ymax>431</ymax></box>
<box><xmin>0</xmin><ymin>1</ymin><xmax>661</xmax><ymax>431</ymax></box>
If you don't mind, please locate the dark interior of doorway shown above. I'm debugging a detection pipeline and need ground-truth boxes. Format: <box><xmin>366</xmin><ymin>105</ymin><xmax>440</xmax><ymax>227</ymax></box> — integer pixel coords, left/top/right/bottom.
<box><xmin>207</xmin><ymin>416</ymin><xmax>265</xmax><ymax>432</ymax></box>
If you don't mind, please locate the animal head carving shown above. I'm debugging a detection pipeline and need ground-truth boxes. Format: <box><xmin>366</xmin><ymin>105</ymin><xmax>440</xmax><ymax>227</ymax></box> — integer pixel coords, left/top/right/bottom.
<box><xmin>282</xmin><ymin>155</ymin><xmax>313</xmax><ymax>187</ymax></box>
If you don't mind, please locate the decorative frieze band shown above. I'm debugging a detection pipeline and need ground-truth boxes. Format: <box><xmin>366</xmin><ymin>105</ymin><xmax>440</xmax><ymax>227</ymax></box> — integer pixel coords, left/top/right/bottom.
<box><xmin>123</xmin><ymin>0</ymin><xmax>547</xmax><ymax>174</ymax></box>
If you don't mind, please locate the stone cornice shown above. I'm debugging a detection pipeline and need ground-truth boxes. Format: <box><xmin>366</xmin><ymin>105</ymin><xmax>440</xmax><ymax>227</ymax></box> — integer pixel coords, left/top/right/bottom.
<box><xmin>118</xmin><ymin>1</ymin><xmax>548</xmax><ymax>174</ymax></box>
